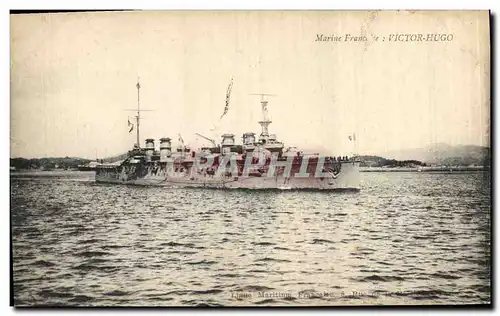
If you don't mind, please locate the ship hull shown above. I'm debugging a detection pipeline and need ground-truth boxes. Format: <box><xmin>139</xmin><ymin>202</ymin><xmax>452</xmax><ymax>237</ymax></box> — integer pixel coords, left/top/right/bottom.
<box><xmin>95</xmin><ymin>161</ymin><xmax>360</xmax><ymax>190</ymax></box>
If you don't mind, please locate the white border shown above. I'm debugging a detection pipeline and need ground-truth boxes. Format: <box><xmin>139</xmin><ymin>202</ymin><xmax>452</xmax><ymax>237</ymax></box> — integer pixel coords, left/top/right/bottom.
<box><xmin>4</xmin><ymin>0</ymin><xmax>500</xmax><ymax>10</ymax></box>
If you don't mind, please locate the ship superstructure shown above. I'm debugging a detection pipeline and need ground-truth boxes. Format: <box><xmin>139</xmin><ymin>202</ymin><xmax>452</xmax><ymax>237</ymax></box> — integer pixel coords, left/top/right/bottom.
<box><xmin>95</xmin><ymin>80</ymin><xmax>360</xmax><ymax>190</ymax></box>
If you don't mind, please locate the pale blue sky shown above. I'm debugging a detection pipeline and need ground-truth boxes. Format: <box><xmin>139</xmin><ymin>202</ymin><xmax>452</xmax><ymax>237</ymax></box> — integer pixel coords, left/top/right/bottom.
<box><xmin>10</xmin><ymin>11</ymin><xmax>490</xmax><ymax>158</ymax></box>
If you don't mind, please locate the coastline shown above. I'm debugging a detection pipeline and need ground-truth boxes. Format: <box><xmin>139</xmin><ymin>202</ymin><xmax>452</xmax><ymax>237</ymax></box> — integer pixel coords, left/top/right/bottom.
<box><xmin>360</xmin><ymin>166</ymin><xmax>488</xmax><ymax>172</ymax></box>
<box><xmin>10</xmin><ymin>167</ymin><xmax>488</xmax><ymax>176</ymax></box>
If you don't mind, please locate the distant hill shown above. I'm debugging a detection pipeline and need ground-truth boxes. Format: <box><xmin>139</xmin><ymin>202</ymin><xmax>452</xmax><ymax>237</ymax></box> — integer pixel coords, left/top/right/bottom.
<box><xmin>380</xmin><ymin>144</ymin><xmax>490</xmax><ymax>166</ymax></box>
<box><xmin>10</xmin><ymin>157</ymin><xmax>91</xmax><ymax>170</ymax></box>
<box><xmin>10</xmin><ymin>150</ymin><xmax>130</xmax><ymax>170</ymax></box>
<box><xmin>357</xmin><ymin>155</ymin><xmax>425</xmax><ymax>168</ymax></box>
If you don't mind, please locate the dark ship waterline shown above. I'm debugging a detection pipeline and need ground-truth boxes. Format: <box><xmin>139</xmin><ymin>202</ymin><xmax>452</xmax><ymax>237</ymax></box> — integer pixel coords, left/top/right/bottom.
<box><xmin>95</xmin><ymin>81</ymin><xmax>360</xmax><ymax>190</ymax></box>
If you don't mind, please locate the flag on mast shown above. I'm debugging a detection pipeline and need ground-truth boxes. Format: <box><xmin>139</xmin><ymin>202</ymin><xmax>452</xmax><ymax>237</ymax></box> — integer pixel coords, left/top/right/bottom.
<box><xmin>128</xmin><ymin>118</ymin><xmax>134</xmax><ymax>133</ymax></box>
<box><xmin>220</xmin><ymin>77</ymin><xmax>233</xmax><ymax>119</ymax></box>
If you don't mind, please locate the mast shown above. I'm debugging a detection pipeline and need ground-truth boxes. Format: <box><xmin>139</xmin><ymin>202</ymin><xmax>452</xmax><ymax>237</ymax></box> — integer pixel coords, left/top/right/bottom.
<box><xmin>124</xmin><ymin>78</ymin><xmax>153</xmax><ymax>149</ymax></box>
<box><xmin>259</xmin><ymin>99</ymin><xmax>271</xmax><ymax>137</ymax></box>
<box><xmin>250</xmin><ymin>93</ymin><xmax>276</xmax><ymax>137</ymax></box>
<box><xmin>136</xmin><ymin>78</ymin><xmax>141</xmax><ymax>148</ymax></box>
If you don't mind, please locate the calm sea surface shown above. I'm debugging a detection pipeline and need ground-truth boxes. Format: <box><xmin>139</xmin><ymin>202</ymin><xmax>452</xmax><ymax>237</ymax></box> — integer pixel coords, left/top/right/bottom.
<box><xmin>11</xmin><ymin>171</ymin><xmax>491</xmax><ymax>306</ymax></box>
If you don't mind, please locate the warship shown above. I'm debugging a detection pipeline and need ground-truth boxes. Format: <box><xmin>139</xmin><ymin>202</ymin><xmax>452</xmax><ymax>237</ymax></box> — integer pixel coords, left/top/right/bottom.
<box><xmin>95</xmin><ymin>80</ymin><xmax>360</xmax><ymax>190</ymax></box>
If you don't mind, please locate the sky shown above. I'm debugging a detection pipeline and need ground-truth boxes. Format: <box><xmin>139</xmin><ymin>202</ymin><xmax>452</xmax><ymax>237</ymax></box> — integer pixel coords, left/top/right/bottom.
<box><xmin>10</xmin><ymin>11</ymin><xmax>490</xmax><ymax>159</ymax></box>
